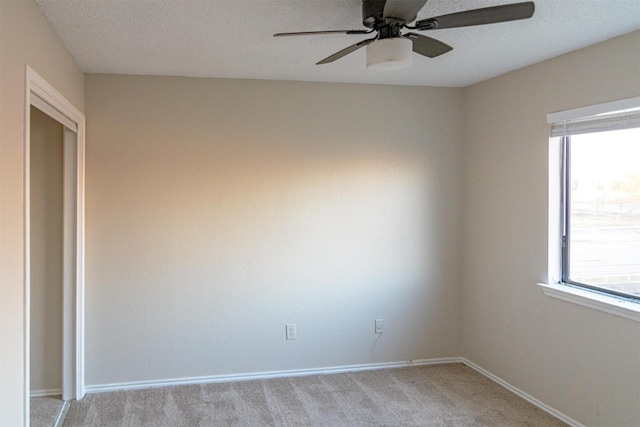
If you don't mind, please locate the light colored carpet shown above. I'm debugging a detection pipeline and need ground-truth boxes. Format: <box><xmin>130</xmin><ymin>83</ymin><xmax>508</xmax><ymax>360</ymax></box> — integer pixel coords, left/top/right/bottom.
<box><xmin>63</xmin><ymin>363</ymin><xmax>566</xmax><ymax>426</ymax></box>
<box><xmin>31</xmin><ymin>395</ymin><xmax>63</xmax><ymax>427</ymax></box>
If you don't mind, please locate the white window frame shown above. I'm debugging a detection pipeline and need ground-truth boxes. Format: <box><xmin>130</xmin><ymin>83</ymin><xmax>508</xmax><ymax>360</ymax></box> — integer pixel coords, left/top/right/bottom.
<box><xmin>539</xmin><ymin>97</ymin><xmax>640</xmax><ymax>322</ymax></box>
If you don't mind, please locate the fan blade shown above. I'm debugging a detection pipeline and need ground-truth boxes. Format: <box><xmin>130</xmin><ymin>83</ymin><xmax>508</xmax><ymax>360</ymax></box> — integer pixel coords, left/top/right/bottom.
<box><xmin>274</xmin><ymin>29</ymin><xmax>372</xmax><ymax>37</ymax></box>
<box><xmin>415</xmin><ymin>2</ymin><xmax>534</xmax><ymax>30</ymax></box>
<box><xmin>383</xmin><ymin>0</ymin><xmax>428</xmax><ymax>23</ymax></box>
<box><xmin>404</xmin><ymin>33</ymin><xmax>452</xmax><ymax>58</ymax></box>
<box><xmin>317</xmin><ymin>38</ymin><xmax>376</xmax><ymax>65</ymax></box>
<box><xmin>362</xmin><ymin>0</ymin><xmax>387</xmax><ymax>27</ymax></box>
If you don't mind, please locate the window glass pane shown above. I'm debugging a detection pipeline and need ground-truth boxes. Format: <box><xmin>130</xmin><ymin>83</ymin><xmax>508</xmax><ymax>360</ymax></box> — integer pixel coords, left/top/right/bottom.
<box><xmin>568</xmin><ymin>128</ymin><xmax>640</xmax><ymax>298</ymax></box>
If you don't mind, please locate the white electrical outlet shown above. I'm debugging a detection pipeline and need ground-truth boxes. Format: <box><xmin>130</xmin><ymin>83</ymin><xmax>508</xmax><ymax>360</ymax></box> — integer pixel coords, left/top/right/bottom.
<box><xmin>375</xmin><ymin>319</ymin><xmax>383</xmax><ymax>334</ymax></box>
<box><xmin>286</xmin><ymin>324</ymin><xmax>297</xmax><ymax>340</ymax></box>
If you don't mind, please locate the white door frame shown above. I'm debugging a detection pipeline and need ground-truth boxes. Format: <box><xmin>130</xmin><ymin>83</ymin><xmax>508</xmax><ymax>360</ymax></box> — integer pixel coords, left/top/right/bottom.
<box><xmin>23</xmin><ymin>66</ymin><xmax>86</xmax><ymax>421</ymax></box>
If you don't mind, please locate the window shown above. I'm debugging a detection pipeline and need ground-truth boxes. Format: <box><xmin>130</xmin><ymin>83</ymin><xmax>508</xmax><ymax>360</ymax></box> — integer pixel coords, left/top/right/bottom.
<box><xmin>548</xmin><ymin>98</ymin><xmax>640</xmax><ymax>305</ymax></box>
<box><xmin>562</xmin><ymin>128</ymin><xmax>640</xmax><ymax>300</ymax></box>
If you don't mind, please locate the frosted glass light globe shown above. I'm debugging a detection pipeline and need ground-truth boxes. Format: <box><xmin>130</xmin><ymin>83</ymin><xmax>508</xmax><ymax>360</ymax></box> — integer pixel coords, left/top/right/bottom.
<box><xmin>366</xmin><ymin>38</ymin><xmax>412</xmax><ymax>71</ymax></box>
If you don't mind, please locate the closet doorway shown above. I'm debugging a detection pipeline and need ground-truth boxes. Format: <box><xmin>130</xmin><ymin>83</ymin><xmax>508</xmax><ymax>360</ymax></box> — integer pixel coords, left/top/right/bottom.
<box><xmin>25</xmin><ymin>67</ymin><xmax>85</xmax><ymax>425</ymax></box>
<box><xmin>30</xmin><ymin>106</ymin><xmax>65</xmax><ymax>425</ymax></box>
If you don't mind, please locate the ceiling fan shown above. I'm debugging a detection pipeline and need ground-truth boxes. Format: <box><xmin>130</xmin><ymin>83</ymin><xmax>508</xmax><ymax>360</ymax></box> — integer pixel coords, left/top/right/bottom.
<box><xmin>274</xmin><ymin>0</ymin><xmax>535</xmax><ymax>70</ymax></box>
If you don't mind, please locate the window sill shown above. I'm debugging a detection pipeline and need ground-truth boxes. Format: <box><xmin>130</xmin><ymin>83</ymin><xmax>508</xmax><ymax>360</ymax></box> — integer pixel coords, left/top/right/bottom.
<box><xmin>537</xmin><ymin>282</ymin><xmax>640</xmax><ymax>322</ymax></box>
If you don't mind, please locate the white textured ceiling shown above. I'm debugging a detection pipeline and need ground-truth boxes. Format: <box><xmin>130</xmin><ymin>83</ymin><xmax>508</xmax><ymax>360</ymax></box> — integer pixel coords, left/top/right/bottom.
<box><xmin>35</xmin><ymin>0</ymin><xmax>640</xmax><ymax>87</ymax></box>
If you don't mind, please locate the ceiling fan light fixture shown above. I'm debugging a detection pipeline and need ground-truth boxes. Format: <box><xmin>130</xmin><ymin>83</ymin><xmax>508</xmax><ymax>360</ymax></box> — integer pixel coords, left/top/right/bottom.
<box><xmin>366</xmin><ymin>37</ymin><xmax>412</xmax><ymax>70</ymax></box>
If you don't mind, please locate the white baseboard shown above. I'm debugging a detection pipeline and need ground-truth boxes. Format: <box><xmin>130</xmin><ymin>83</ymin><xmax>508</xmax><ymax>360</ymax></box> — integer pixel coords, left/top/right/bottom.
<box><xmin>85</xmin><ymin>357</ymin><xmax>461</xmax><ymax>393</ymax></box>
<box><xmin>460</xmin><ymin>358</ymin><xmax>584</xmax><ymax>427</ymax></box>
<box><xmin>30</xmin><ymin>388</ymin><xmax>62</xmax><ymax>398</ymax></box>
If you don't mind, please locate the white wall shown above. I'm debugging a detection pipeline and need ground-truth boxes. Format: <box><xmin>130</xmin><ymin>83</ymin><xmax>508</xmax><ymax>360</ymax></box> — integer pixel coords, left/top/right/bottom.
<box><xmin>462</xmin><ymin>31</ymin><xmax>640</xmax><ymax>427</ymax></box>
<box><xmin>29</xmin><ymin>106</ymin><xmax>64</xmax><ymax>394</ymax></box>
<box><xmin>84</xmin><ymin>74</ymin><xmax>464</xmax><ymax>386</ymax></box>
<box><xmin>0</xmin><ymin>1</ymin><xmax>84</xmax><ymax>425</ymax></box>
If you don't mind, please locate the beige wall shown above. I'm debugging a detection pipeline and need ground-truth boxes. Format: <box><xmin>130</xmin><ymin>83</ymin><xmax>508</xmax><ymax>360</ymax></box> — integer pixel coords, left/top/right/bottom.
<box><xmin>0</xmin><ymin>0</ymin><xmax>84</xmax><ymax>424</ymax></box>
<box><xmin>29</xmin><ymin>106</ymin><xmax>64</xmax><ymax>395</ymax></box>
<box><xmin>462</xmin><ymin>31</ymin><xmax>640</xmax><ymax>426</ymax></box>
<box><xmin>84</xmin><ymin>74</ymin><xmax>464</xmax><ymax>386</ymax></box>
<box><xmin>2</xmin><ymin>1</ymin><xmax>639</xmax><ymax>424</ymax></box>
